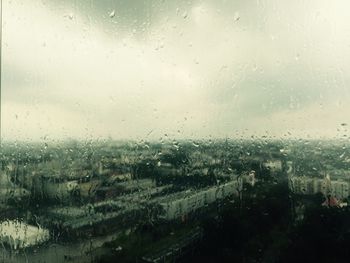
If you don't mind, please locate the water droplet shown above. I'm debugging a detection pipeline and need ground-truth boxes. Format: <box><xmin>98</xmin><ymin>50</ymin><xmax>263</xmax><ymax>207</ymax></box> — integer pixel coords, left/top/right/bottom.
<box><xmin>252</xmin><ymin>63</ymin><xmax>257</xmax><ymax>71</ymax></box>
<box><xmin>233</xmin><ymin>12</ymin><xmax>240</xmax><ymax>21</ymax></box>
<box><xmin>295</xmin><ymin>53</ymin><xmax>300</xmax><ymax>61</ymax></box>
<box><xmin>109</xmin><ymin>10</ymin><xmax>115</xmax><ymax>18</ymax></box>
<box><xmin>192</xmin><ymin>142</ymin><xmax>200</xmax><ymax>148</ymax></box>
<box><xmin>182</xmin><ymin>11</ymin><xmax>188</xmax><ymax>19</ymax></box>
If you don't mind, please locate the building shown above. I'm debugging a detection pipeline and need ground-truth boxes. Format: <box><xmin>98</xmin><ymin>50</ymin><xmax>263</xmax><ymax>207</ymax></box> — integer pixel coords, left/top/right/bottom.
<box><xmin>289</xmin><ymin>176</ymin><xmax>349</xmax><ymax>200</ymax></box>
<box><xmin>262</xmin><ymin>160</ymin><xmax>283</xmax><ymax>173</ymax></box>
<box><xmin>158</xmin><ymin>181</ymin><xmax>239</xmax><ymax>220</ymax></box>
<box><xmin>32</xmin><ymin>175</ymin><xmax>79</xmax><ymax>201</ymax></box>
<box><xmin>0</xmin><ymin>172</ymin><xmax>30</xmax><ymax>203</ymax></box>
<box><xmin>142</xmin><ymin>227</ymin><xmax>203</xmax><ymax>263</ymax></box>
<box><xmin>331</xmin><ymin>180</ymin><xmax>349</xmax><ymax>200</ymax></box>
<box><xmin>0</xmin><ymin>220</ymin><xmax>49</xmax><ymax>249</ymax></box>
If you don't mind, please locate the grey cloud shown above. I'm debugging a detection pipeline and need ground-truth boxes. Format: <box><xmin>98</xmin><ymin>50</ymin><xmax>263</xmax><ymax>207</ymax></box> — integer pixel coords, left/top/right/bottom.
<box><xmin>3</xmin><ymin>0</ymin><xmax>350</xmax><ymax>140</ymax></box>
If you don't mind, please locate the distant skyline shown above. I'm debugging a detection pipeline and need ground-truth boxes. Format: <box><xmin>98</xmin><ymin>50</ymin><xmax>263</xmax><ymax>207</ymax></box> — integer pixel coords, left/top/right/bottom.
<box><xmin>2</xmin><ymin>0</ymin><xmax>350</xmax><ymax>141</ymax></box>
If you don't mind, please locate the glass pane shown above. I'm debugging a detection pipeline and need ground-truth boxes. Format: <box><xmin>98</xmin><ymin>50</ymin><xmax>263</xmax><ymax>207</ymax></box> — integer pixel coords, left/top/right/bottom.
<box><xmin>1</xmin><ymin>0</ymin><xmax>350</xmax><ymax>262</ymax></box>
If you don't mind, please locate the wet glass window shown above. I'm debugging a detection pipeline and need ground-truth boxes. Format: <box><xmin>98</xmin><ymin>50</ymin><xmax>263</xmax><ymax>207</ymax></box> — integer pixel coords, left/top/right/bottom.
<box><xmin>1</xmin><ymin>0</ymin><xmax>350</xmax><ymax>262</ymax></box>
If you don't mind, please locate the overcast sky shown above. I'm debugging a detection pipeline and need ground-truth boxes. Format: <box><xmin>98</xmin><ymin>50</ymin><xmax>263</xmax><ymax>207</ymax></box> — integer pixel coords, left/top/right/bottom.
<box><xmin>2</xmin><ymin>0</ymin><xmax>350</xmax><ymax>142</ymax></box>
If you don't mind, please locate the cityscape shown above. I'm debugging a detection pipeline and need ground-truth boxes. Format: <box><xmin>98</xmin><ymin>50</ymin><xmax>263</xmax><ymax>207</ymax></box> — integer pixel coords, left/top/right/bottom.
<box><xmin>1</xmin><ymin>139</ymin><xmax>350</xmax><ymax>262</ymax></box>
<box><xmin>2</xmin><ymin>1</ymin><xmax>350</xmax><ymax>262</ymax></box>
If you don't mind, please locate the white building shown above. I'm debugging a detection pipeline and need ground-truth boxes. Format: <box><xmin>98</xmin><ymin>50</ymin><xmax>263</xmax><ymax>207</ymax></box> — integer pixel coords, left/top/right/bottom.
<box><xmin>0</xmin><ymin>220</ymin><xmax>50</xmax><ymax>249</ymax></box>
<box><xmin>159</xmin><ymin>181</ymin><xmax>240</xmax><ymax>220</ymax></box>
<box><xmin>289</xmin><ymin>176</ymin><xmax>349</xmax><ymax>200</ymax></box>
